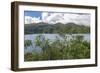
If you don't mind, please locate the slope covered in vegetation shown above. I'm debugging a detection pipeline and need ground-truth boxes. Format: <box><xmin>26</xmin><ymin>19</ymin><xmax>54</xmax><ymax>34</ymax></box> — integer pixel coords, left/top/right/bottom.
<box><xmin>24</xmin><ymin>22</ymin><xmax>90</xmax><ymax>34</ymax></box>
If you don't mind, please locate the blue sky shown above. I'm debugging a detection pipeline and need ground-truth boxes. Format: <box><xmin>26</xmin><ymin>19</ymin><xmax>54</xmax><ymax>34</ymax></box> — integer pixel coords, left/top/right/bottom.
<box><xmin>24</xmin><ymin>11</ymin><xmax>42</xmax><ymax>19</ymax></box>
<box><xmin>24</xmin><ymin>11</ymin><xmax>90</xmax><ymax>18</ymax></box>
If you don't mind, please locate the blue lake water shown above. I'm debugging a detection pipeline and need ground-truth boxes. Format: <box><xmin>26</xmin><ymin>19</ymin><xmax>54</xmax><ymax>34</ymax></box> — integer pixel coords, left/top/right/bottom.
<box><xmin>24</xmin><ymin>34</ymin><xmax>90</xmax><ymax>54</ymax></box>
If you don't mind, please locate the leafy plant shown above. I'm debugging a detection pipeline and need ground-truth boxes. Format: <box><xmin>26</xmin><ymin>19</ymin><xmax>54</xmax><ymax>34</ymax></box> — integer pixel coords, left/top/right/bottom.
<box><xmin>24</xmin><ymin>34</ymin><xmax>90</xmax><ymax>61</ymax></box>
<box><xmin>24</xmin><ymin>40</ymin><xmax>32</xmax><ymax>49</ymax></box>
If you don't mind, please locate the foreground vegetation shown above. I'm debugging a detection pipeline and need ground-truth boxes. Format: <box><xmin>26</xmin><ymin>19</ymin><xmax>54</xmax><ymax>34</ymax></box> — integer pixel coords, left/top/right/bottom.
<box><xmin>24</xmin><ymin>34</ymin><xmax>90</xmax><ymax>61</ymax></box>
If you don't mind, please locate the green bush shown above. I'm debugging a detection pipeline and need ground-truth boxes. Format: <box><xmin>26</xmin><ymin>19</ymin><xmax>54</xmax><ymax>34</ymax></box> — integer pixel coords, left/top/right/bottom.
<box><xmin>24</xmin><ymin>35</ymin><xmax>90</xmax><ymax>61</ymax></box>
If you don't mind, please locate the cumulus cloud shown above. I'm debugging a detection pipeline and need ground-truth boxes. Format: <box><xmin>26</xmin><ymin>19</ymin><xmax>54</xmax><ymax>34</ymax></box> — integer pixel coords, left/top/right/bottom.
<box><xmin>41</xmin><ymin>12</ymin><xmax>90</xmax><ymax>26</ymax></box>
<box><xmin>25</xmin><ymin>16</ymin><xmax>41</xmax><ymax>24</ymax></box>
<box><xmin>25</xmin><ymin>16</ymin><xmax>33</xmax><ymax>24</ymax></box>
<box><xmin>68</xmin><ymin>14</ymin><xmax>90</xmax><ymax>26</ymax></box>
<box><xmin>42</xmin><ymin>12</ymin><xmax>49</xmax><ymax>22</ymax></box>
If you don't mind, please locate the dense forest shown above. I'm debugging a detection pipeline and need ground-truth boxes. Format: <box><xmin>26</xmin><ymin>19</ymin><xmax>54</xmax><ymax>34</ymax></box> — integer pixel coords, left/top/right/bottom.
<box><xmin>24</xmin><ymin>22</ymin><xmax>90</xmax><ymax>34</ymax></box>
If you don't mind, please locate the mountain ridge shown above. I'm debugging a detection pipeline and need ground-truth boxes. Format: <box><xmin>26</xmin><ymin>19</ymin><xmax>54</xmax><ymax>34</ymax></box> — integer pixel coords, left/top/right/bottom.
<box><xmin>24</xmin><ymin>22</ymin><xmax>90</xmax><ymax>34</ymax></box>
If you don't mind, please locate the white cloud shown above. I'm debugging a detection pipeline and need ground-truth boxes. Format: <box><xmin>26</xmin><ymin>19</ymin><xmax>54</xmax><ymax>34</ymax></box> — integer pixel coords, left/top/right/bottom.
<box><xmin>41</xmin><ymin>12</ymin><xmax>90</xmax><ymax>26</ymax></box>
<box><xmin>25</xmin><ymin>16</ymin><xmax>33</xmax><ymax>24</ymax></box>
<box><xmin>68</xmin><ymin>14</ymin><xmax>90</xmax><ymax>26</ymax></box>
<box><xmin>32</xmin><ymin>17</ymin><xmax>41</xmax><ymax>23</ymax></box>
<box><xmin>42</xmin><ymin>12</ymin><xmax>49</xmax><ymax>22</ymax></box>
<box><xmin>47</xmin><ymin>13</ymin><xmax>64</xmax><ymax>24</ymax></box>
<box><xmin>25</xmin><ymin>16</ymin><xmax>42</xmax><ymax>24</ymax></box>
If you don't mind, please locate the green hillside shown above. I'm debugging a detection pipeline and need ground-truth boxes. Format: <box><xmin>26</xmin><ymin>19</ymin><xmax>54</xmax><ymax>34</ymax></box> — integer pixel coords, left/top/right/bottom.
<box><xmin>24</xmin><ymin>22</ymin><xmax>90</xmax><ymax>34</ymax></box>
